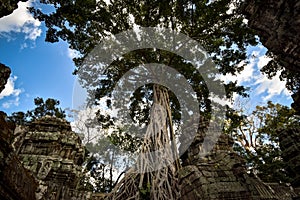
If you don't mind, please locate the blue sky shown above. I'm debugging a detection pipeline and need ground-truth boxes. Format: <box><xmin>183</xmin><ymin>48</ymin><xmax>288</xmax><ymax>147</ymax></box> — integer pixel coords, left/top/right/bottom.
<box><xmin>0</xmin><ymin>1</ymin><xmax>293</xmax><ymax>117</ymax></box>
<box><xmin>0</xmin><ymin>1</ymin><xmax>77</xmax><ymax>115</ymax></box>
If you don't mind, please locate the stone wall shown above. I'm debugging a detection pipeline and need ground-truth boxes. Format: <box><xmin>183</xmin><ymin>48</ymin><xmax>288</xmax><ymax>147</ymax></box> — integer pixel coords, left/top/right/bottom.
<box><xmin>1</xmin><ymin>115</ymin><xmax>298</xmax><ymax>199</ymax></box>
<box><xmin>18</xmin><ymin>116</ymin><xmax>113</xmax><ymax>200</ymax></box>
<box><xmin>178</xmin><ymin>123</ymin><xmax>297</xmax><ymax>200</ymax></box>
<box><xmin>13</xmin><ymin>116</ymin><xmax>89</xmax><ymax>200</ymax></box>
<box><xmin>0</xmin><ymin>113</ymin><xmax>38</xmax><ymax>200</ymax></box>
<box><xmin>14</xmin><ymin>116</ymin><xmax>85</xmax><ymax>186</ymax></box>
<box><xmin>278</xmin><ymin>127</ymin><xmax>300</xmax><ymax>188</ymax></box>
<box><xmin>0</xmin><ymin>64</ymin><xmax>39</xmax><ymax>200</ymax></box>
<box><xmin>242</xmin><ymin>0</ymin><xmax>300</xmax><ymax>73</ymax></box>
<box><xmin>241</xmin><ymin>0</ymin><xmax>300</xmax><ymax>114</ymax></box>
<box><xmin>0</xmin><ymin>109</ymin><xmax>109</xmax><ymax>200</ymax></box>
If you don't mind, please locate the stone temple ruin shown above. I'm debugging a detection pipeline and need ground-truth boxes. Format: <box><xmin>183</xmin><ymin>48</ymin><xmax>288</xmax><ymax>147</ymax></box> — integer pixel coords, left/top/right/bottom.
<box><xmin>12</xmin><ymin>116</ymin><xmax>88</xmax><ymax>199</ymax></box>
<box><xmin>0</xmin><ymin>111</ymin><xmax>300</xmax><ymax>199</ymax></box>
<box><xmin>1</xmin><ymin>0</ymin><xmax>300</xmax><ymax>199</ymax></box>
<box><xmin>0</xmin><ymin>66</ymin><xmax>300</xmax><ymax>199</ymax></box>
<box><xmin>178</xmin><ymin>123</ymin><xmax>299</xmax><ymax>200</ymax></box>
<box><xmin>0</xmin><ymin>113</ymin><xmax>90</xmax><ymax>199</ymax></box>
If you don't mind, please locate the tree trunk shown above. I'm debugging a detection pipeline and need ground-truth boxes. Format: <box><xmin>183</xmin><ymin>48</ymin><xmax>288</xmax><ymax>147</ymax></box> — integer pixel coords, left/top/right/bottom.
<box><xmin>111</xmin><ymin>84</ymin><xmax>180</xmax><ymax>199</ymax></box>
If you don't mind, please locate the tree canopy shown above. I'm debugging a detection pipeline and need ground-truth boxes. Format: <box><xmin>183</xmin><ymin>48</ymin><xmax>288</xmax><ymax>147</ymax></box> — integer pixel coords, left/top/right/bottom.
<box><xmin>2</xmin><ymin>0</ymin><xmax>299</xmax><ymax>197</ymax></box>
<box><xmin>8</xmin><ymin>97</ymin><xmax>66</xmax><ymax>124</ymax></box>
<box><xmin>0</xmin><ymin>0</ymin><xmax>27</xmax><ymax>18</ymax></box>
<box><xmin>29</xmin><ymin>1</ymin><xmax>259</xmax><ymax>197</ymax></box>
<box><xmin>226</xmin><ymin>101</ymin><xmax>300</xmax><ymax>183</ymax></box>
<box><xmin>29</xmin><ymin>0</ymin><xmax>257</xmax><ymax>123</ymax></box>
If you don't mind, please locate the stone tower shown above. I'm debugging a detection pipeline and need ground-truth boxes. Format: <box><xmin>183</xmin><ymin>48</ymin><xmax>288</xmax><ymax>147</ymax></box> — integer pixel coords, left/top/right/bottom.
<box><xmin>13</xmin><ymin>116</ymin><xmax>89</xmax><ymax>199</ymax></box>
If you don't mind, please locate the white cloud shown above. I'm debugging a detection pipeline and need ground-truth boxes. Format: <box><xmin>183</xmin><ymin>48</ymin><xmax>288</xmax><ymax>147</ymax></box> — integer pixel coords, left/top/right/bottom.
<box><xmin>221</xmin><ymin>45</ymin><xmax>291</xmax><ymax>107</ymax></box>
<box><xmin>220</xmin><ymin>49</ymin><xmax>264</xmax><ymax>85</ymax></box>
<box><xmin>0</xmin><ymin>0</ymin><xmax>41</xmax><ymax>40</ymax></box>
<box><xmin>23</xmin><ymin>23</ymin><xmax>42</xmax><ymax>40</ymax></box>
<box><xmin>254</xmin><ymin>72</ymin><xmax>291</xmax><ymax>101</ymax></box>
<box><xmin>226</xmin><ymin>1</ymin><xmax>237</xmax><ymax>14</ymax></box>
<box><xmin>238</xmin><ymin>60</ymin><xmax>256</xmax><ymax>84</ymax></box>
<box><xmin>0</xmin><ymin>76</ymin><xmax>22</xmax><ymax>99</ymax></box>
<box><xmin>252</xmin><ymin>53</ymin><xmax>290</xmax><ymax>100</ymax></box>
<box><xmin>67</xmin><ymin>48</ymin><xmax>81</xmax><ymax>59</ymax></box>
<box><xmin>243</xmin><ymin>18</ymin><xmax>248</xmax><ymax>24</ymax></box>
<box><xmin>102</xmin><ymin>0</ymin><xmax>111</xmax><ymax>5</ymax></box>
<box><xmin>257</xmin><ymin>55</ymin><xmax>272</xmax><ymax>70</ymax></box>
<box><xmin>0</xmin><ymin>76</ymin><xmax>22</xmax><ymax>109</ymax></box>
<box><xmin>2</xmin><ymin>97</ymin><xmax>20</xmax><ymax>109</ymax></box>
<box><xmin>220</xmin><ymin>59</ymin><xmax>256</xmax><ymax>85</ymax></box>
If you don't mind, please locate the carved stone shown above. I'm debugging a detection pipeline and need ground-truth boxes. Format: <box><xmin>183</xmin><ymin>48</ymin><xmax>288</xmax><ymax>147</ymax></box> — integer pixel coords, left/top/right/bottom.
<box><xmin>178</xmin><ymin>123</ymin><xmax>297</xmax><ymax>199</ymax></box>
<box><xmin>14</xmin><ymin>116</ymin><xmax>86</xmax><ymax>198</ymax></box>
<box><xmin>242</xmin><ymin>0</ymin><xmax>300</xmax><ymax>73</ymax></box>
<box><xmin>0</xmin><ymin>112</ymin><xmax>38</xmax><ymax>200</ymax></box>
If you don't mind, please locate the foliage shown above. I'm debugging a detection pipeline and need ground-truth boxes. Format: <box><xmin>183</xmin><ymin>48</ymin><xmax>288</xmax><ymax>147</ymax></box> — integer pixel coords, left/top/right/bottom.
<box><xmin>27</xmin><ymin>97</ymin><xmax>66</xmax><ymax>120</ymax></box>
<box><xmin>29</xmin><ymin>0</ymin><xmax>257</xmax><ymax>116</ymax></box>
<box><xmin>29</xmin><ymin>1</ymin><xmax>258</xmax><ymax>195</ymax></box>
<box><xmin>0</xmin><ymin>0</ymin><xmax>27</xmax><ymax>18</ymax></box>
<box><xmin>226</xmin><ymin>101</ymin><xmax>299</xmax><ymax>183</ymax></box>
<box><xmin>260</xmin><ymin>51</ymin><xmax>300</xmax><ymax>114</ymax></box>
<box><xmin>139</xmin><ymin>181</ymin><xmax>151</xmax><ymax>200</ymax></box>
<box><xmin>79</xmin><ymin>153</ymin><xmax>114</xmax><ymax>193</ymax></box>
<box><xmin>8</xmin><ymin>97</ymin><xmax>66</xmax><ymax>124</ymax></box>
<box><xmin>78</xmin><ymin>130</ymin><xmax>138</xmax><ymax>193</ymax></box>
<box><xmin>71</xmin><ymin>107</ymin><xmax>140</xmax><ymax>193</ymax></box>
<box><xmin>7</xmin><ymin>111</ymin><xmax>27</xmax><ymax>125</ymax></box>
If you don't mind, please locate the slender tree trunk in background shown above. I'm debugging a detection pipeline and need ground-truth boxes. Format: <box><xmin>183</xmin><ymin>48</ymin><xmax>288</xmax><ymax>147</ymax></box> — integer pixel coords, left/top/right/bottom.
<box><xmin>109</xmin><ymin>150</ymin><xmax>115</xmax><ymax>190</ymax></box>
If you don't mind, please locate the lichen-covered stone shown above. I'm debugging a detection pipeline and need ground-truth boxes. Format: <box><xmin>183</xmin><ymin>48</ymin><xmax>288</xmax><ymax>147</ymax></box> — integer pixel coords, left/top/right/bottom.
<box><xmin>178</xmin><ymin>122</ymin><xmax>296</xmax><ymax>200</ymax></box>
<box><xmin>14</xmin><ymin>116</ymin><xmax>85</xmax><ymax>190</ymax></box>
<box><xmin>0</xmin><ymin>114</ymin><xmax>111</xmax><ymax>200</ymax></box>
<box><xmin>0</xmin><ymin>112</ymin><xmax>38</xmax><ymax>200</ymax></box>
